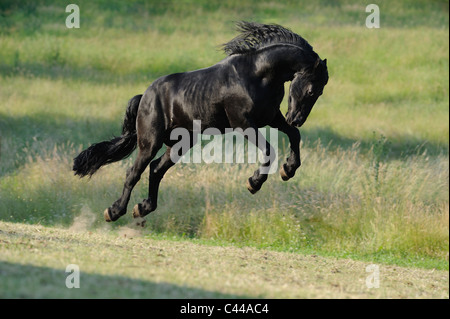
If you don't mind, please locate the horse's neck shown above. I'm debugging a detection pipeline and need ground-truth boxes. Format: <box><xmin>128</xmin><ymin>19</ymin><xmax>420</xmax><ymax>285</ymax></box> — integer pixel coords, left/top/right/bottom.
<box><xmin>254</xmin><ymin>45</ymin><xmax>316</xmax><ymax>83</ymax></box>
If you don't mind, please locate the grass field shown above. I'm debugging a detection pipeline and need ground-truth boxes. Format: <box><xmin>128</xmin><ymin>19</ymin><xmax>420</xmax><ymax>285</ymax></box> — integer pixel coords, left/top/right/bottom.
<box><xmin>1</xmin><ymin>221</ymin><xmax>448</xmax><ymax>298</ymax></box>
<box><xmin>0</xmin><ymin>0</ymin><xmax>448</xmax><ymax>298</ymax></box>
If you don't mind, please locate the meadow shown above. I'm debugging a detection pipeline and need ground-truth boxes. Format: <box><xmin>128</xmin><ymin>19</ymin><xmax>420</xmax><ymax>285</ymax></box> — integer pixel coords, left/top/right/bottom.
<box><xmin>0</xmin><ymin>0</ymin><xmax>449</xmax><ymax>297</ymax></box>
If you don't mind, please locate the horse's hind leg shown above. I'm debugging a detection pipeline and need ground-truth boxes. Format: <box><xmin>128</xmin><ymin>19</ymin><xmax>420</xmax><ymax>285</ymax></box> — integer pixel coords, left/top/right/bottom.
<box><xmin>132</xmin><ymin>147</ymin><xmax>173</xmax><ymax>218</ymax></box>
<box><xmin>104</xmin><ymin>102</ymin><xmax>164</xmax><ymax>222</ymax></box>
<box><xmin>133</xmin><ymin>133</ymin><xmax>195</xmax><ymax>218</ymax></box>
<box><xmin>104</xmin><ymin>145</ymin><xmax>160</xmax><ymax>222</ymax></box>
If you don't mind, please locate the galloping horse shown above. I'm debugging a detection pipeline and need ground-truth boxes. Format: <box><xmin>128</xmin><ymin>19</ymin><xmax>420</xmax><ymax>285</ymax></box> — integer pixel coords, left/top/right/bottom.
<box><xmin>73</xmin><ymin>22</ymin><xmax>329</xmax><ymax>222</ymax></box>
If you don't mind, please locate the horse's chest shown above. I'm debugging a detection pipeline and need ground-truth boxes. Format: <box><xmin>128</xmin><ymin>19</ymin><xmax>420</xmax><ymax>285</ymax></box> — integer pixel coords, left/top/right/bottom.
<box><xmin>250</xmin><ymin>84</ymin><xmax>284</xmax><ymax>124</ymax></box>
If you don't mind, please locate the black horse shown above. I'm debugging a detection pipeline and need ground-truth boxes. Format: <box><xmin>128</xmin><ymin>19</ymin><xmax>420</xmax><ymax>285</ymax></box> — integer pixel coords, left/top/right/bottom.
<box><xmin>73</xmin><ymin>22</ymin><xmax>329</xmax><ymax>222</ymax></box>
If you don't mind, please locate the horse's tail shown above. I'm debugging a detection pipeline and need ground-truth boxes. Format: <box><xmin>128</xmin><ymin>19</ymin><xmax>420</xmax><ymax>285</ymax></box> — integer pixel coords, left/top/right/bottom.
<box><xmin>73</xmin><ymin>94</ymin><xmax>143</xmax><ymax>177</ymax></box>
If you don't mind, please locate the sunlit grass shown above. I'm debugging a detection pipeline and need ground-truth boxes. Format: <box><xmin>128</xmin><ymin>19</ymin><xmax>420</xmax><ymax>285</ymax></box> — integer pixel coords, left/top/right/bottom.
<box><xmin>1</xmin><ymin>138</ymin><xmax>447</xmax><ymax>265</ymax></box>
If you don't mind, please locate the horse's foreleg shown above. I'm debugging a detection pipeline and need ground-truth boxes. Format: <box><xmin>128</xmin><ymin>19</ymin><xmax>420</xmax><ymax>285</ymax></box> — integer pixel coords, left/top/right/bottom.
<box><xmin>270</xmin><ymin>111</ymin><xmax>301</xmax><ymax>181</ymax></box>
<box><xmin>240</xmin><ymin>127</ymin><xmax>276</xmax><ymax>194</ymax></box>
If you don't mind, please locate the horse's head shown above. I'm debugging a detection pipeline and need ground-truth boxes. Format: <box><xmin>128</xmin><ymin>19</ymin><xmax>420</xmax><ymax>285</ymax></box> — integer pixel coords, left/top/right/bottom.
<box><xmin>286</xmin><ymin>58</ymin><xmax>328</xmax><ymax>127</ymax></box>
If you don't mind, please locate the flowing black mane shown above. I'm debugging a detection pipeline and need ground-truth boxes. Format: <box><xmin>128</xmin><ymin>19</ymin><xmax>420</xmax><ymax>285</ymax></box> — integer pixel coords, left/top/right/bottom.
<box><xmin>223</xmin><ymin>21</ymin><xmax>314</xmax><ymax>56</ymax></box>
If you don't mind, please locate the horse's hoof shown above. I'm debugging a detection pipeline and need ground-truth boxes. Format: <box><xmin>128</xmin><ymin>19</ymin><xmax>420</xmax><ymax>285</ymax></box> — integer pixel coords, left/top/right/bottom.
<box><xmin>280</xmin><ymin>165</ymin><xmax>291</xmax><ymax>181</ymax></box>
<box><xmin>104</xmin><ymin>208</ymin><xmax>112</xmax><ymax>222</ymax></box>
<box><xmin>246</xmin><ymin>178</ymin><xmax>259</xmax><ymax>194</ymax></box>
<box><xmin>133</xmin><ymin>204</ymin><xmax>143</xmax><ymax>219</ymax></box>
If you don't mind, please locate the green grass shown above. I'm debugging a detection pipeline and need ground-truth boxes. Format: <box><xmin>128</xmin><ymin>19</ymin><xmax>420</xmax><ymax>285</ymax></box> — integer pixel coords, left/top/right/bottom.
<box><xmin>0</xmin><ymin>0</ymin><xmax>449</xmax><ymax>277</ymax></box>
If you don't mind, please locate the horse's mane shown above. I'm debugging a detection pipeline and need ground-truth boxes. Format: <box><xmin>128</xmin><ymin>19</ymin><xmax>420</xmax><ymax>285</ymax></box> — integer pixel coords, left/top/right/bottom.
<box><xmin>223</xmin><ymin>21</ymin><xmax>314</xmax><ymax>56</ymax></box>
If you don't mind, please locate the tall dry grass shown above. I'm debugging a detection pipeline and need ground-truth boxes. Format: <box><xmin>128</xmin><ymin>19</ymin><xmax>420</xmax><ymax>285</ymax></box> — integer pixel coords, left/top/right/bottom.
<box><xmin>3</xmin><ymin>137</ymin><xmax>446</xmax><ymax>262</ymax></box>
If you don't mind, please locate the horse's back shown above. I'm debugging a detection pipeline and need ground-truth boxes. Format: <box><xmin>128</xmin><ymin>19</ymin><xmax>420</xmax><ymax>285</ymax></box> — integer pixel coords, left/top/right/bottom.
<box><xmin>139</xmin><ymin>54</ymin><xmax>282</xmax><ymax>130</ymax></box>
<box><xmin>140</xmin><ymin>61</ymin><xmax>243</xmax><ymax>130</ymax></box>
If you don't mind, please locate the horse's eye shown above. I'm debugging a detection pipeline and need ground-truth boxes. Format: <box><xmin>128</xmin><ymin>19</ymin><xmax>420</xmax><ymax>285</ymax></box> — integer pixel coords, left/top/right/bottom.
<box><xmin>308</xmin><ymin>89</ymin><xmax>314</xmax><ymax>97</ymax></box>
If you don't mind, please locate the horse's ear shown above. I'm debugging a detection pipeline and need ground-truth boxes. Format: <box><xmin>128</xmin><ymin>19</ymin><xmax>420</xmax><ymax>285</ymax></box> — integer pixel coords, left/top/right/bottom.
<box><xmin>314</xmin><ymin>57</ymin><xmax>320</xmax><ymax>69</ymax></box>
<box><xmin>323</xmin><ymin>58</ymin><xmax>327</xmax><ymax>66</ymax></box>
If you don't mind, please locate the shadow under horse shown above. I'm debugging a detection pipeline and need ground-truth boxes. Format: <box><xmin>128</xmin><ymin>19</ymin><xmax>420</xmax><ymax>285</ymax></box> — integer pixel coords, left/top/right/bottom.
<box><xmin>73</xmin><ymin>21</ymin><xmax>329</xmax><ymax>222</ymax></box>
